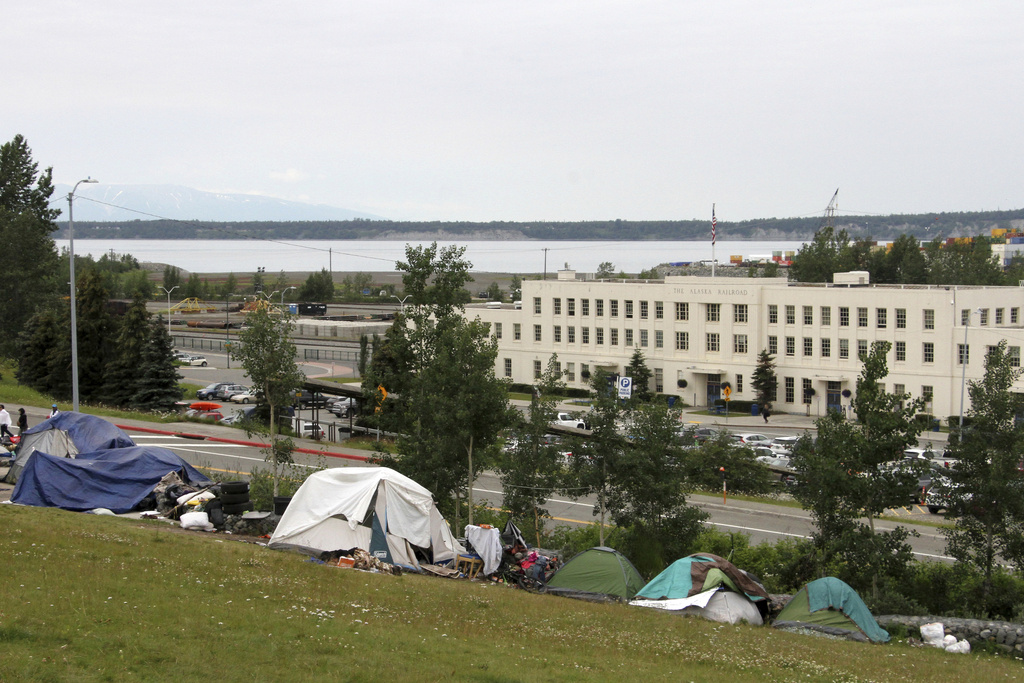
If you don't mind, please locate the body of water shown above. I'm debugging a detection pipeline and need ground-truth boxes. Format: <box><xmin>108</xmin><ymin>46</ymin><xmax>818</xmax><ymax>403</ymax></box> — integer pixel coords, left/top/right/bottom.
<box><xmin>57</xmin><ymin>239</ymin><xmax>807</xmax><ymax>274</ymax></box>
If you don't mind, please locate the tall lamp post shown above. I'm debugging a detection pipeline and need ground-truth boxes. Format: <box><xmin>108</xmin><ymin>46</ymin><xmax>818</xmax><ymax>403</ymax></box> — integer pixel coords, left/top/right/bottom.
<box><xmin>392</xmin><ymin>294</ymin><xmax>411</xmax><ymax>313</ymax></box>
<box><xmin>225</xmin><ymin>293</ymin><xmax>241</xmax><ymax>369</ymax></box>
<box><xmin>958</xmin><ymin>307</ymin><xmax>983</xmax><ymax>431</ymax></box>
<box><xmin>68</xmin><ymin>177</ymin><xmax>98</xmax><ymax>411</ymax></box>
<box><xmin>160</xmin><ymin>285</ymin><xmax>179</xmax><ymax>337</ymax></box>
<box><xmin>281</xmin><ymin>286</ymin><xmax>297</xmax><ymax>308</ymax></box>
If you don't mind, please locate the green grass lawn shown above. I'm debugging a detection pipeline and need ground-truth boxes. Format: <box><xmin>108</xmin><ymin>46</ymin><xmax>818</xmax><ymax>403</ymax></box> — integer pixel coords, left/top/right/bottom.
<box><xmin>0</xmin><ymin>505</ymin><xmax>1014</xmax><ymax>682</ymax></box>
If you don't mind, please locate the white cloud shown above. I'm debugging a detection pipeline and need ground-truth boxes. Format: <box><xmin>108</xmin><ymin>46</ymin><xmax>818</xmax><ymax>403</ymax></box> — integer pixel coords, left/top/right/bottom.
<box><xmin>269</xmin><ymin>169</ymin><xmax>309</xmax><ymax>184</ymax></box>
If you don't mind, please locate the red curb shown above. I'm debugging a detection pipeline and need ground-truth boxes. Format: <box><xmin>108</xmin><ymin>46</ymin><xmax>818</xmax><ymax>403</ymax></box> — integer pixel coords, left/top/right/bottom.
<box><xmin>114</xmin><ymin>424</ymin><xmax>370</xmax><ymax>462</ymax></box>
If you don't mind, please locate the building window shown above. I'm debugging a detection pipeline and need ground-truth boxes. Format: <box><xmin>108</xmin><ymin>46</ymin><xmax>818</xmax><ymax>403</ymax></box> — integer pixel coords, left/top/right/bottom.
<box><xmin>958</xmin><ymin>343</ymin><xmax>969</xmax><ymax>365</ymax></box>
<box><xmin>857</xmin><ymin>339</ymin><xmax>868</xmax><ymax>359</ymax></box>
<box><xmin>707</xmin><ymin>333</ymin><xmax>720</xmax><ymax>352</ymax></box>
<box><xmin>876</xmin><ymin>308</ymin><xmax>887</xmax><ymax>329</ymax></box>
<box><xmin>494</xmin><ymin>322</ymin><xmax>502</xmax><ymax>339</ymax></box>
<box><xmin>534</xmin><ymin>325</ymin><xmax>542</xmax><ymax>342</ymax></box>
<box><xmin>582</xmin><ymin>327</ymin><xmax>590</xmax><ymax>344</ymax></box>
<box><xmin>675</xmin><ymin>302</ymin><xmax>689</xmax><ymax>321</ymax></box>
<box><xmin>803</xmin><ymin>337</ymin><xmax>813</xmax><ymax>357</ymax></box>
<box><xmin>996</xmin><ymin>308</ymin><xmax>1004</xmax><ymax>325</ymax></box>
<box><xmin>924</xmin><ymin>309</ymin><xmax>935</xmax><ymax>329</ymax></box>
<box><xmin>610</xmin><ymin>300</ymin><xmax>619</xmax><ymax>317</ymax></box>
<box><xmin>596</xmin><ymin>328</ymin><xmax>604</xmax><ymax>345</ymax></box>
<box><xmin>821</xmin><ymin>306</ymin><xmax>831</xmax><ymax>325</ymax></box>
<box><xmin>839</xmin><ymin>339</ymin><xmax>849</xmax><ymax>359</ymax></box>
<box><xmin>736</xmin><ymin>374</ymin><xmax>743</xmax><ymax>393</ymax></box>
<box><xmin>640</xmin><ymin>330</ymin><xmax>648</xmax><ymax>347</ymax></box>
<box><xmin>596</xmin><ymin>299</ymin><xmax>604</xmax><ymax>316</ymax></box>
<box><xmin>654</xmin><ymin>368</ymin><xmax>664</xmax><ymax>393</ymax></box>
<box><xmin>821</xmin><ymin>338</ymin><xmax>831</xmax><ymax>357</ymax></box>
<box><xmin>896</xmin><ymin>308</ymin><xmax>906</xmax><ymax>329</ymax></box>
<box><xmin>768</xmin><ymin>305</ymin><xmax>778</xmax><ymax>324</ymax></box>
<box><xmin>785</xmin><ymin>377</ymin><xmax>795</xmax><ymax>403</ymax></box>
<box><xmin>734</xmin><ymin>334</ymin><xmax>748</xmax><ymax>354</ymax></box>
<box><xmin>894</xmin><ymin>383</ymin><xmax>905</xmax><ymax>400</ymax></box>
<box><xmin>768</xmin><ymin>335</ymin><xmax>778</xmax><ymax>355</ymax></box>
<box><xmin>553</xmin><ymin>325</ymin><xmax>561</xmax><ymax>343</ymax></box>
<box><xmin>567</xmin><ymin>326</ymin><xmax>576</xmax><ymax>343</ymax></box>
<box><xmin>803</xmin><ymin>306</ymin><xmax>813</xmax><ymax>326</ymax></box>
<box><xmin>533</xmin><ymin>360</ymin><xmax>542</xmax><ymax>379</ymax></box>
<box><xmin>611</xmin><ymin>329</ymin><xmax>619</xmax><ymax>345</ymax></box>
<box><xmin>566</xmin><ymin>362</ymin><xmax>575</xmax><ymax>382</ymax></box>
<box><xmin>1013</xmin><ymin>308</ymin><xmax>1020</xmax><ymax>324</ymax></box>
<box><xmin>734</xmin><ymin>304</ymin><xmax>748</xmax><ymax>323</ymax></box>
<box><xmin>655</xmin><ymin>301</ymin><xmax>664</xmax><ymax>319</ymax></box>
<box><xmin>923</xmin><ymin>342</ymin><xmax>934</xmax><ymax>363</ymax></box>
<box><xmin>640</xmin><ymin>301</ymin><xmax>648</xmax><ymax>319</ymax></box>
<box><xmin>581</xmin><ymin>299</ymin><xmax>590</xmax><ymax>316</ymax></box>
<box><xmin>802</xmin><ymin>378</ymin><xmax>813</xmax><ymax>405</ymax></box>
<box><xmin>581</xmin><ymin>363</ymin><xmax>589</xmax><ymax>379</ymax></box>
<box><xmin>857</xmin><ymin>307</ymin><xmax>868</xmax><ymax>327</ymax></box>
<box><xmin>980</xmin><ymin>309</ymin><xmax>989</xmax><ymax>326</ymax></box>
<box><xmin>567</xmin><ymin>298</ymin><xmax>576</xmax><ymax>316</ymax></box>
<box><xmin>785</xmin><ymin>336</ymin><xmax>795</xmax><ymax>356</ymax></box>
<box><xmin>1011</xmin><ymin>346</ymin><xmax>1021</xmax><ymax>367</ymax></box>
<box><xmin>513</xmin><ymin>323</ymin><xmax>521</xmax><ymax>341</ymax></box>
<box><xmin>839</xmin><ymin>307</ymin><xmax>850</xmax><ymax>327</ymax></box>
<box><xmin>504</xmin><ymin>358</ymin><xmax>512</xmax><ymax>377</ymax></box>
<box><xmin>895</xmin><ymin>341</ymin><xmax>906</xmax><ymax>362</ymax></box>
<box><xmin>786</xmin><ymin>305</ymin><xmax>795</xmax><ymax>325</ymax></box>
<box><xmin>533</xmin><ymin>297</ymin><xmax>541</xmax><ymax>314</ymax></box>
<box><xmin>922</xmin><ymin>386</ymin><xmax>933</xmax><ymax>412</ymax></box>
<box><xmin>625</xmin><ymin>329</ymin><xmax>634</xmax><ymax>346</ymax></box>
<box><xmin>625</xmin><ymin>300</ymin><xmax>633</xmax><ymax>319</ymax></box>
<box><xmin>675</xmin><ymin>331</ymin><xmax>689</xmax><ymax>350</ymax></box>
<box><xmin>961</xmin><ymin>308</ymin><xmax>970</xmax><ymax>326</ymax></box>
<box><xmin>655</xmin><ymin>330</ymin><xmax>663</xmax><ymax>348</ymax></box>
<box><xmin>553</xmin><ymin>298</ymin><xmax>561</xmax><ymax>315</ymax></box>
<box><xmin>707</xmin><ymin>303</ymin><xmax>721</xmax><ymax>322</ymax></box>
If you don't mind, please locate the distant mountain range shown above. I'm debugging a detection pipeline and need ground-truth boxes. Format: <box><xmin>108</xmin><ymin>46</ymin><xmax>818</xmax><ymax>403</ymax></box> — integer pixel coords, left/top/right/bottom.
<box><xmin>54</xmin><ymin>183</ymin><xmax>383</xmax><ymax>222</ymax></box>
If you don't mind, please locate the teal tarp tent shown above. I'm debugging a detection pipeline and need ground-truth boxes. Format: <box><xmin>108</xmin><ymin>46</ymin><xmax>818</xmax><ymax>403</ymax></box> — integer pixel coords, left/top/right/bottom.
<box><xmin>775</xmin><ymin>577</ymin><xmax>890</xmax><ymax>643</ymax></box>
<box><xmin>546</xmin><ymin>547</ymin><xmax>645</xmax><ymax>601</ymax></box>
<box><xmin>635</xmin><ymin>553</ymin><xmax>768</xmax><ymax>603</ymax></box>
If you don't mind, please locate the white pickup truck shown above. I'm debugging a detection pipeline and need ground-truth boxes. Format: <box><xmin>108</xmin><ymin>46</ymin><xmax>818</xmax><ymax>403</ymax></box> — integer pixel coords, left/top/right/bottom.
<box><xmin>551</xmin><ymin>412</ymin><xmax>588</xmax><ymax>430</ymax></box>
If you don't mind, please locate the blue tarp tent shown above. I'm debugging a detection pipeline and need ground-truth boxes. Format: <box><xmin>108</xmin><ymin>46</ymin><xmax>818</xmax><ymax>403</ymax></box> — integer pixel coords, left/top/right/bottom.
<box><xmin>11</xmin><ymin>446</ymin><xmax>211</xmax><ymax>513</ymax></box>
<box><xmin>5</xmin><ymin>412</ymin><xmax>136</xmax><ymax>484</ymax></box>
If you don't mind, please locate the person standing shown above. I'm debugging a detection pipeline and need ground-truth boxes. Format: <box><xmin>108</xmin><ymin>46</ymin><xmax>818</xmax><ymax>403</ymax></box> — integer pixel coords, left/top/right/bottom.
<box><xmin>761</xmin><ymin>404</ymin><xmax>771</xmax><ymax>424</ymax></box>
<box><xmin>0</xmin><ymin>405</ymin><xmax>11</xmax><ymax>439</ymax></box>
<box><xmin>48</xmin><ymin>404</ymin><xmax>59</xmax><ymax>419</ymax></box>
<box><xmin>17</xmin><ymin>408</ymin><xmax>28</xmax><ymax>434</ymax></box>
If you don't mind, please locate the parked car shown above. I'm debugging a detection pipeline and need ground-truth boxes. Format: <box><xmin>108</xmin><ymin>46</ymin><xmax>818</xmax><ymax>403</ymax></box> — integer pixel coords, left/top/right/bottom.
<box><xmin>328</xmin><ymin>397</ymin><xmax>355</xmax><ymax>417</ymax></box>
<box><xmin>185</xmin><ymin>409</ymin><xmax>224</xmax><ymax>421</ymax></box>
<box><xmin>301</xmin><ymin>422</ymin><xmax>326</xmax><ymax>440</ymax></box>
<box><xmin>769</xmin><ymin>435</ymin><xmax>802</xmax><ymax>455</ymax></box>
<box><xmin>180</xmin><ymin>354</ymin><xmax>208</xmax><ymax>367</ymax></box>
<box><xmin>230</xmin><ymin>391</ymin><xmax>259</xmax><ymax>404</ymax></box>
<box><xmin>551</xmin><ymin>412</ymin><xmax>588</xmax><ymax>430</ymax></box>
<box><xmin>213</xmin><ymin>384</ymin><xmax>248</xmax><ymax>401</ymax></box>
<box><xmin>732</xmin><ymin>433</ymin><xmax>773</xmax><ymax>445</ymax></box>
<box><xmin>196</xmin><ymin>382</ymin><xmax>232</xmax><ymax>400</ymax></box>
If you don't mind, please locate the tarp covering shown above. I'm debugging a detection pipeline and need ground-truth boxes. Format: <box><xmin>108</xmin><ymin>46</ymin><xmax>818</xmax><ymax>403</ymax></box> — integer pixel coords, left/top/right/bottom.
<box><xmin>630</xmin><ymin>587</ymin><xmax>764</xmax><ymax>625</ymax></box>
<box><xmin>775</xmin><ymin>577</ymin><xmax>890</xmax><ymax>643</ymax></box>
<box><xmin>546</xmin><ymin>546</ymin><xmax>646</xmax><ymax>600</ymax></box>
<box><xmin>11</xmin><ymin>446</ymin><xmax>211</xmax><ymax>513</ymax></box>
<box><xmin>465</xmin><ymin>525</ymin><xmax>503</xmax><ymax>576</ymax></box>
<box><xmin>635</xmin><ymin>553</ymin><xmax>769</xmax><ymax>603</ymax></box>
<box><xmin>268</xmin><ymin>467</ymin><xmax>465</xmax><ymax>569</ymax></box>
<box><xmin>5</xmin><ymin>412</ymin><xmax>136</xmax><ymax>484</ymax></box>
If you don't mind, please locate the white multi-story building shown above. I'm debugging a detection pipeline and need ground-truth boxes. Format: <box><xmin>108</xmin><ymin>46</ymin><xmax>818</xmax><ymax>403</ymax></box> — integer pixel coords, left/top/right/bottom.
<box><xmin>468</xmin><ymin>269</ymin><xmax>1024</xmax><ymax>420</ymax></box>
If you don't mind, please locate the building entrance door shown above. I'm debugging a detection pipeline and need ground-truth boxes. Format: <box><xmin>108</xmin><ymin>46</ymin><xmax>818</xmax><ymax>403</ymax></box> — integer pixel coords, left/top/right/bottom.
<box><xmin>706</xmin><ymin>374</ymin><xmax>722</xmax><ymax>407</ymax></box>
<box><xmin>826</xmin><ymin>381</ymin><xmax>842</xmax><ymax>413</ymax></box>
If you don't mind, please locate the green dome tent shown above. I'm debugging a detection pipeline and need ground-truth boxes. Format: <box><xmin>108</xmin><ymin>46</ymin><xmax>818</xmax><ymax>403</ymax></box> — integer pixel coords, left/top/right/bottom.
<box><xmin>545</xmin><ymin>547</ymin><xmax>645</xmax><ymax>602</ymax></box>
<box><xmin>774</xmin><ymin>577</ymin><xmax>890</xmax><ymax>643</ymax></box>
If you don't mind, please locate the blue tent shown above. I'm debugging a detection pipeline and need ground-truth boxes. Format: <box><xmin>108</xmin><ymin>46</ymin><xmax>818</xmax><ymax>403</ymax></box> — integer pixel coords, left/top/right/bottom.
<box><xmin>5</xmin><ymin>412</ymin><xmax>136</xmax><ymax>484</ymax></box>
<box><xmin>11</xmin><ymin>446</ymin><xmax>211</xmax><ymax>514</ymax></box>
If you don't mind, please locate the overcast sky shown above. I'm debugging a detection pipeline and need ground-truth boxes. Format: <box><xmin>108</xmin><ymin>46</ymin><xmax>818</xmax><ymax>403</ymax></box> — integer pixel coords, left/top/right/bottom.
<box><xmin>6</xmin><ymin>1</ymin><xmax>1022</xmax><ymax>222</ymax></box>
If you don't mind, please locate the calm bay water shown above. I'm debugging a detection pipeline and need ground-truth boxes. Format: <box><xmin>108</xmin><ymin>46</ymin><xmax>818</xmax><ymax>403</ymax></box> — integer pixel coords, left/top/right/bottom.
<box><xmin>56</xmin><ymin>239</ymin><xmax>806</xmax><ymax>274</ymax></box>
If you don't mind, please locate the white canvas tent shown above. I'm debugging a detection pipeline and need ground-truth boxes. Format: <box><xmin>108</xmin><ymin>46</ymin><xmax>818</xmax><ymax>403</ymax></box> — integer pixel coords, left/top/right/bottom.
<box><xmin>268</xmin><ymin>467</ymin><xmax>465</xmax><ymax>570</ymax></box>
<box><xmin>630</xmin><ymin>587</ymin><xmax>764</xmax><ymax>625</ymax></box>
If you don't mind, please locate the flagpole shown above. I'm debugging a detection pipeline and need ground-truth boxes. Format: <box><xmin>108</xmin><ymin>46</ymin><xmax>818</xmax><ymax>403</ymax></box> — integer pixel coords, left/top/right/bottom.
<box><xmin>711</xmin><ymin>203</ymin><xmax>717</xmax><ymax>277</ymax></box>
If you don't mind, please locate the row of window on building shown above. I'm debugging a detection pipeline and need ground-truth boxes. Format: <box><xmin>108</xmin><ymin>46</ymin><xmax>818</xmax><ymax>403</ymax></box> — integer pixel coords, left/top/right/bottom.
<box><xmin>534</xmin><ymin>296</ymin><xmax>1021</xmax><ymax>330</ymax></box>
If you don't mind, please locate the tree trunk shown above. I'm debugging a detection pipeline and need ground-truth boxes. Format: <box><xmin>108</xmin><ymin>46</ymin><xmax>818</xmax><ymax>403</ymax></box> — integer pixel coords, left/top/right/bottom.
<box><xmin>270</xmin><ymin>402</ymin><xmax>279</xmax><ymax>497</ymax></box>
<box><xmin>467</xmin><ymin>434</ymin><xmax>474</xmax><ymax>527</ymax></box>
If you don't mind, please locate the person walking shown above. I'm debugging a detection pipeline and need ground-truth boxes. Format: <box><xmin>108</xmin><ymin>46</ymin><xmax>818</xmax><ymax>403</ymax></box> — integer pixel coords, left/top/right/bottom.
<box><xmin>48</xmin><ymin>404</ymin><xmax>59</xmax><ymax>419</ymax></box>
<box><xmin>0</xmin><ymin>405</ymin><xmax>11</xmax><ymax>439</ymax></box>
<box><xmin>17</xmin><ymin>408</ymin><xmax>28</xmax><ymax>435</ymax></box>
<box><xmin>761</xmin><ymin>404</ymin><xmax>771</xmax><ymax>424</ymax></box>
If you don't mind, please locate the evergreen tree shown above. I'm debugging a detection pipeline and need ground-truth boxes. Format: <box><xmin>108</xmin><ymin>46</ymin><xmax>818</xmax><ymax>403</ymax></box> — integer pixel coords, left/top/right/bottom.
<box><xmin>625</xmin><ymin>349</ymin><xmax>653</xmax><ymax>402</ymax></box>
<box><xmin>221</xmin><ymin>272</ymin><xmax>238</xmax><ymax>297</ymax></box>
<box><xmin>0</xmin><ymin>135</ymin><xmax>61</xmax><ymax>356</ymax></box>
<box><xmin>183</xmin><ymin>272</ymin><xmax>203</xmax><ymax>299</ymax></box>
<box><xmin>133</xmin><ymin>317</ymin><xmax>183</xmax><ymax>411</ymax></box>
<box><xmin>162</xmin><ymin>265</ymin><xmax>182</xmax><ymax>292</ymax></box>
<box><xmin>74</xmin><ymin>270</ymin><xmax>116</xmax><ymax>404</ymax></box>
<box><xmin>298</xmin><ymin>268</ymin><xmax>335</xmax><ymax>301</ymax></box>
<box><xmin>751</xmin><ymin>350</ymin><xmax>778</xmax><ymax>409</ymax></box>
<box><xmin>16</xmin><ymin>308</ymin><xmax>62</xmax><ymax>394</ymax></box>
<box><xmin>102</xmin><ymin>297</ymin><xmax>152</xmax><ymax>407</ymax></box>
<box><xmin>508</xmin><ymin>274</ymin><xmax>522</xmax><ymax>301</ymax></box>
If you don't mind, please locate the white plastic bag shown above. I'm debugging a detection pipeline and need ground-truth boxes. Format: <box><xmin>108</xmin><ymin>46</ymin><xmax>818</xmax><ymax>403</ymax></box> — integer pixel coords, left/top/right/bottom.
<box><xmin>942</xmin><ymin>634</ymin><xmax>957</xmax><ymax>648</ymax></box>
<box><xmin>920</xmin><ymin>622</ymin><xmax>945</xmax><ymax>648</ymax></box>
<box><xmin>177</xmin><ymin>490</ymin><xmax>215</xmax><ymax>505</ymax></box>
<box><xmin>945</xmin><ymin>639</ymin><xmax>971</xmax><ymax>654</ymax></box>
<box><xmin>180</xmin><ymin>511</ymin><xmax>214</xmax><ymax>531</ymax></box>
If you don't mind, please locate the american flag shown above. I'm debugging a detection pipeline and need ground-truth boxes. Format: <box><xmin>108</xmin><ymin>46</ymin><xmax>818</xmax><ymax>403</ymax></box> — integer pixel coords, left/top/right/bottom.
<box><xmin>711</xmin><ymin>204</ymin><xmax>717</xmax><ymax>245</ymax></box>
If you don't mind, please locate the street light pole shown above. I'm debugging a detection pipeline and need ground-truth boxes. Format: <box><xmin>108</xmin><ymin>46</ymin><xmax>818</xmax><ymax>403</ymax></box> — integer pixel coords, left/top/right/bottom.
<box><xmin>391</xmin><ymin>294</ymin><xmax>411</xmax><ymax>313</ymax></box>
<box><xmin>68</xmin><ymin>177</ymin><xmax>97</xmax><ymax>412</ymax></box>
<box><xmin>225</xmin><ymin>293</ymin><xmax>240</xmax><ymax>369</ymax></box>
<box><xmin>160</xmin><ymin>285</ymin><xmax>179</xmax><ymax>337</ymax></box>
<box><xmin>958</xmin><ymin>307</ymin><xmax>983</xmax><ymax>431</ymax></box>
<box><xmin>281</xmin><ymin>286</ymin><xmax>296</xmax><ymax>308</ymax></box>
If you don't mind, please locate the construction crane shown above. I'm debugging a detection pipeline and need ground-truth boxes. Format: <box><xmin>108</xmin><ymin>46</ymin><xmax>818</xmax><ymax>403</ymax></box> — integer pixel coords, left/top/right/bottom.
<box><xmin>821</xmin><ymin>188</ymin><xmax>839</xmax><ymax>231</ymax></box>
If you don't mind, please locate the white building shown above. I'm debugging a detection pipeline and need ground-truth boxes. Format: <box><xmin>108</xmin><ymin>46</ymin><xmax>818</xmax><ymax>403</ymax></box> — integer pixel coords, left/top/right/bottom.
<box><xmin>468</xmin><ymin>269</ymin><xmax>1024</xmax><ymax>420</ymax></box>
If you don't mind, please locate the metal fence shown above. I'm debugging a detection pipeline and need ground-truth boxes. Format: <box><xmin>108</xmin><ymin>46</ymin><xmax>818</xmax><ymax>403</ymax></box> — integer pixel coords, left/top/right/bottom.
<box><xmin>302</xmin><ymin>348</ymin><xmax>363</xmax><ymax>362</ymax></box>
<box><xmin>173</xmin><ymin>335</ymin><xmax>236</xmax><ymax>353</ymax></box>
